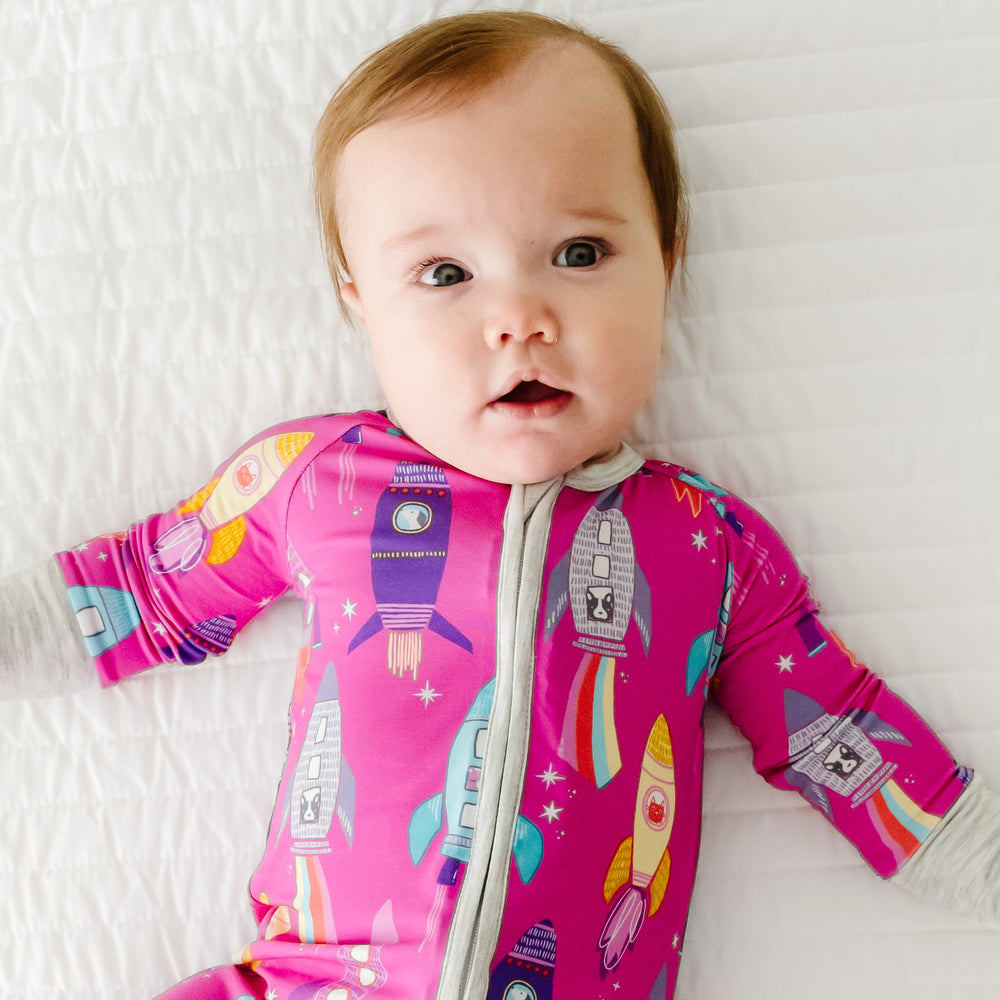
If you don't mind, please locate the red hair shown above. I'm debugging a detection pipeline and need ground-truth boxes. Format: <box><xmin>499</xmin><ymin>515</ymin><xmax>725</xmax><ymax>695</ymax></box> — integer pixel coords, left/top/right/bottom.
<box><xmin>313</xmin><ymin>11</ymin><xmax>687</xmax><ymax>298</ymax></box>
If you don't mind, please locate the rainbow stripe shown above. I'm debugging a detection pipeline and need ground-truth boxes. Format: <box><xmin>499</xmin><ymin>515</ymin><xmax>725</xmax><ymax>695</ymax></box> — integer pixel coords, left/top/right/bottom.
<box><xmin>867</xmin><ymin>779</ymin><xmax>941</xmax><ymax>867</ymax></box>
<box><xmin>559</xmin><ymin>654</ymin><xmax>622</xmax><ymax>788</ymax></box>
<box><xmin>293</xmin><ymin>854</ymin><xmax>335</xmax><ymax>944</ymax></box>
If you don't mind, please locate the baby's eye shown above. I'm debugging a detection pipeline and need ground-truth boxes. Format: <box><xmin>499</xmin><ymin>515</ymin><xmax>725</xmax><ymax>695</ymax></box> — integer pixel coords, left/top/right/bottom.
<box><xmin>416</xmin><ymin>261</ymin><xmax>470</xmax><ymax>287</ymax></box>
<box><xmin>554</xmin><ymin>240</ymin><xmax>606</xmax><ymax>268</ymax></box>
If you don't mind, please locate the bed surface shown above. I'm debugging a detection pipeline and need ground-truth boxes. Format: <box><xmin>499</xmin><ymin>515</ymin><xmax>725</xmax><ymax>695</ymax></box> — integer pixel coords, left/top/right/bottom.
<box><xmin>3</xmin><ymin>0</ymin><xmax>999</xmax><ymax>996</ymax></box>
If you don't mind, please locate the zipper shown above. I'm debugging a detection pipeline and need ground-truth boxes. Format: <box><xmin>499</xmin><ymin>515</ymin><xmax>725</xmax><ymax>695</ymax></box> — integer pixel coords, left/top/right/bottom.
<box><xmin>435</xmin><ymin>478</ymin><xmax>562</xmax><ymax>999</ymax></box>
<box><xmin>433</xmin><ymin>444</ymin><xmax>645</xmax><ymax>998</ymax></box>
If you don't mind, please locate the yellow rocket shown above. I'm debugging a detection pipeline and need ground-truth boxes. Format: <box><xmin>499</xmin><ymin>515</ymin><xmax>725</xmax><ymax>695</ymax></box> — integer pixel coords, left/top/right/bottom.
<box><xmin>598</xmin><ymin>714</ymin><xmax>675</xmax><ymax>972</ymax></box>
<box><xmin>149</xmin><ymin>431</ymin><xmax>314</xmax><ymax>574</ymax></box>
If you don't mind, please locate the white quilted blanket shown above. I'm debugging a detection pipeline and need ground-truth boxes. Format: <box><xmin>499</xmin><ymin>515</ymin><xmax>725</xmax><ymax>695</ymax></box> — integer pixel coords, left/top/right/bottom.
<box><xmin>2</xmin><ymin>1</ymin><xmax>999</xmax><ymax>997</ymax></box>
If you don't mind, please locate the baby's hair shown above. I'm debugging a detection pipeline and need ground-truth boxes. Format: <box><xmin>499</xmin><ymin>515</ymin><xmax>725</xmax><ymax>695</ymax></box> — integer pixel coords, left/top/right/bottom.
<box><xmin>313</xmin><ymin>10</ymin><xmax>688</xmax><ymax>303</ymax></box>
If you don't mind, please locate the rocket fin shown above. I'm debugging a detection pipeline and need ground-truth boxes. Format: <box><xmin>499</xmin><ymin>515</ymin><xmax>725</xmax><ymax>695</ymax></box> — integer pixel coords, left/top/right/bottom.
<box><xmin>685</xmin><ymin>629</ymin><xmax>713</xmax><ymax>696</ymax></box>
<box><xmin>648</xmin><ymin>963</ymin><xmax>670</xmax><ymax>1000</ymax></box>
<box><xmin>408</xmin><ymin>792</ymin><xmax>444</xmax><ymax>865</ymax></box>
<box><xmin>511</xmin><ymin>814</ymin><xmax>544</xmax><ymax>884</ymax></box>
<box><xmin>206</xmin><ymin>515</ymin><xmax>247</xmax><ymax>565</ymax></box>
<box><xmin>542</xmin><ymin>552</ymin><xmax>571</xmax><ymax>639</ymax></box>
<box><xmin>851</xmin><ymin>709</ymin><xmax>910</xmax><ymax>745</ymax></box>
<box><xmin>603</xmin><ymin>836</ymin><xmax>633</xmax><ymax>904</ymax></box>
<box><xmin>371</xmin><ymin>898</ymin><xmax>399</xmax><ymax>945</ymax></box>
<box><xmin>336</xmin><ymin>756</ymin><xmax>357</xmax><ymax>848</ymax></box>
<box><xmin>275</xmin><ymin>431</ymin><xmax>315</xmax><ymax>467</ymax></box>
<box><xmin>632</xmin><ymin>563</ymin><xmax>652</xmax><ymax>656</ymax></box>
<box><xmin>785</xmin><ymin>766</ymin><xmax>832</xmax><ymax>817</ymax></box>
<box><xmin>348</xmin><ymin>610</ymin><xmax>384</xmax><ymax>653</ymax></box>
<box><xmin>177</xmin><ymin>476</ymin><xmax>221</xmax><ymax>516</ymax></box>
<box><xmin>646</xmin><ymin>847</ymin><xmax>672</xmax><ymax>917</ymax></box>
<box><xmin>427</xmin><ymin>610</ymin><xmax>473</xmax><ymax>653</ymax></box>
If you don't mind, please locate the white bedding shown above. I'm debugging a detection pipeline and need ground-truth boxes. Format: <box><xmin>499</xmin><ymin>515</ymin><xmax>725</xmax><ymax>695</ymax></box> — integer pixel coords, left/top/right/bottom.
<box><xmin>2</xmin><ymin>1</ymin><xmax>999</xmax><ymax>996</ymax></box>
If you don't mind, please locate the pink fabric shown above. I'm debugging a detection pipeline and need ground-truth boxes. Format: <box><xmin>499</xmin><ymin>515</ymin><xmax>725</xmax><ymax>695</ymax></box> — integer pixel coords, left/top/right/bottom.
<box><xmin>57</xmin><ymin>411</ymin><xmax>970</xmax><ymax>999</ymax></box>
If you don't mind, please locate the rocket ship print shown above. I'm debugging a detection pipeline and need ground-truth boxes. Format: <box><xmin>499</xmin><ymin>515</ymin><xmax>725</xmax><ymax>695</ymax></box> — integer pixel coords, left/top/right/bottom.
<box><xmin>289</xmin><ymin>661</ymin><xmax>357</xmax><ymax>853</ymax></box>
<box><xmin>599</xmin><ymin>714</ymin><xmax>676</xmax><ymax>973</ymax></box>
<box><xmin>544</xmin><ymin>487</ymin><xmax>651</xmax><ymax>787</ymax></box>
<box><xmin>783</xmin><ymin>689</ymin><xmax>946</xmax><ymax>863</ymax></box>
<box><xmin>148</xmin><ymin>431</ymin><xmax>315</xmax><ymax>574</ymax></box>
<box><xmin>544</xmin><ymin>487</ymin><xmax>652</xmax><ymax>655</ymax></box>
<box><xmin>349</xmin><ymin>462</ymin><xmax>472</xmax><ymax>679</ymax></box>
<box><xmin>487</xmin><ymin>918</ymin><xmax>557</xmax><ymax>1000</ymax></box>
<box><xmin>277</xmin><ymin>661</ymin><xmax>356</xmax><ymax>948</ymax></box>
<box><xmin>408</xmin><ymin>679</ymin><xmax>543</xmax><ymax>952</ymax></box>
<box><xmin>783</xmin><ymin>689</ymin><xmax>910</xmax><ymax>815</ymax></box>
<box><xmin>408</xmin><ymin>678</ymin><xmax>544</xmax><ymax>887</ymax></box>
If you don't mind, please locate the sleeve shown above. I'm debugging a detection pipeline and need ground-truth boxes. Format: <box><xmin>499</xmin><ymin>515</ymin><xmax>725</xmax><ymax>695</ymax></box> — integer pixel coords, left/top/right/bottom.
<box><xmin>710</xmin><ymin>492</ymin><xmax>971</xmax><ymax>879</ymax></box>
<box><xmin>892</xmin><ymin>774</ymin><xmax>1000</xmax><ymax>925</ymax></box>
<box><xmin>54</xmin><ymin>420</ymin><xmax>321</xmax><ymax>687</ymax></box>
<box><xmin>0</xmin><ymin>557</ymin><xmax>97</xmax><ymax>700</ymax></box>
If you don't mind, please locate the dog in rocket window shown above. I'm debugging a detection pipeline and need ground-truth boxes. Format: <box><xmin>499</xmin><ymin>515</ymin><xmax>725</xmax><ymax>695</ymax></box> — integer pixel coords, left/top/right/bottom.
<box><xmin>783</xmin><ymin>689</ymin><xmax>910</xmax><ymax>814</ymax></box>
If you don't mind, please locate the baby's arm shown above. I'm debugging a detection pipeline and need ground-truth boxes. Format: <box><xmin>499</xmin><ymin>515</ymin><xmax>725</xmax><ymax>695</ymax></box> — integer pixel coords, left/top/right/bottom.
<box><xmin>707</xmin><ymin>485</ymin><xmax>1000</xmax><ymax>926</ymax></box>
<box><xmin>0</xmin><ymin>557</ymin><xmax>95</xmax><ymax>700</ymax></box>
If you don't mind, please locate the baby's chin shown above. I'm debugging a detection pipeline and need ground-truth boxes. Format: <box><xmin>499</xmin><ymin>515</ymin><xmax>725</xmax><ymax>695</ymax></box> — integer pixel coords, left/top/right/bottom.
<box><xmin>434</xmin><ymin>440</ymin><xmax>613</xmax><ymax>485</ymax></box>
<box><xmin>386</xmin><ymin>408</ymin><xmax>621</xmax><ymax>484</ymax></box>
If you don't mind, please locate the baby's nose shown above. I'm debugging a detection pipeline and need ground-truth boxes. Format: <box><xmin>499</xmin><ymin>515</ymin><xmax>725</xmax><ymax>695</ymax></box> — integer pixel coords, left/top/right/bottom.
<box><xmin>484</xmin><ymin>292</ymin><xmax>559</xmax><ymax>347</ymax></box>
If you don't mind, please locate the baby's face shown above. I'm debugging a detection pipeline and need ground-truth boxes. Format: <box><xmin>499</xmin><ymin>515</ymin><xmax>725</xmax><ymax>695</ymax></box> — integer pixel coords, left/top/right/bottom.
<box><xmin>336</xmin><ymin>42</ymin><xmax>670</xmax><ymax>483</ymax></box>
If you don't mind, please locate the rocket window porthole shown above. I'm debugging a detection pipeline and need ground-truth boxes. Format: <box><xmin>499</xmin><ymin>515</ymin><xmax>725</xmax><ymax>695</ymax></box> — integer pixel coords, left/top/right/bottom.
<box><xmin>503</xmin><ymin>983</ymin><xmax>538</xmax><ymax>1000</ymax></box>
<box><xmin>392</xmin><ymin>501</ymin><xmax>433</xmax><ymax>533</ymax></box>
<box><xmin>75</xmin><ymin>605</ymin><xmax>106</xmax><ymax>638</ymax></box>
<box><xmin>233</xmin><ymin>455</ymin><xmax>262</xmax><ymax>495</ymax></box>
<box><xmin>592</xmin><ymin>553</ymin><xmax>611</xmax><ymax>579</ymax></box>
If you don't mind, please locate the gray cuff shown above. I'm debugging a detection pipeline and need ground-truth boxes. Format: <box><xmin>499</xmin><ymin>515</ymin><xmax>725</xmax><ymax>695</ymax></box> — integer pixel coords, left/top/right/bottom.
<box><xmin>0</xmin><ymin>557</ymin><xmax>98</xmax><ymax>700</ymax></box>
<box><xmin>892</xmin><ymin>774</ymin><xmax>1000</xmax><ymax>927</ymax></box>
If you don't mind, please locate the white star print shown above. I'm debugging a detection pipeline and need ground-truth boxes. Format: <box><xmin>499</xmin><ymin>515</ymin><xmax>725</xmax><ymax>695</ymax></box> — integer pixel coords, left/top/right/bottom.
<box><xmin>415</xmin><ymin>682</ymin><xmax>441</xmax><ymax>707</ymax></box>
<box><xmin>257</xmin><ymin>596</ymin><xmax>272</xmax><ymax>610</ymax></box>
<box><xmin>691</xmin><ymin>530</ymin><xmax>708</xmax><ymax>551</ymax></box>
<box><xmin>776</xmin><ymin>654</ymin><xmax>795</xmax><ymax>673</ymax></box>
<box><xmin>97</xmin><ymin>550</ymin><xmax>109</xmax><ymax>561</ymax></box>
<box><xmin>342</xmin><ymin>598</ymin><xmax>358</xmax><ymax>619</ymax></box>
<box><xmin>537</xmin><ymin>764</ymin><xmax>565</xmax><ymax>788</ymax></box>
<box><xmin>152</xmin><ymin>622</ymin><xmax>167</xmax><ymax>637</ymax></box>
<box><xmin>74</xmin><ymin>542</ymin><xmax>89</xmax><ymax>552</ymax></box>
<box><xmin>541</xmin><ymin>801</ymin><xmax>563</xmax><ymax>823</ymax></box>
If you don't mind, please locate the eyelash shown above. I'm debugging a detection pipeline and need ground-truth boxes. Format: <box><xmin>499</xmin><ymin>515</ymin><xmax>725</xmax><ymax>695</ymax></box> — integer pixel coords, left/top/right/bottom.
<box><xmin>408</xmin><ymin>257</ymin><xmax>468</xmax><ymax>286</ymax></box>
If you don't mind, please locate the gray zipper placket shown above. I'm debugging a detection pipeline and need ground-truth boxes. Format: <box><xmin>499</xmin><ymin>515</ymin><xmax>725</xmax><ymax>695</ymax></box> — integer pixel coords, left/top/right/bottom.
<box><xmin>434</xmin><ymin>444</ymin><xmax>646</xmax><ymax>999</ymax></box>
<box><xmin>435</xmin><ymin>477</ymin><xmax>563</xmax><ymax>999</ymax></box>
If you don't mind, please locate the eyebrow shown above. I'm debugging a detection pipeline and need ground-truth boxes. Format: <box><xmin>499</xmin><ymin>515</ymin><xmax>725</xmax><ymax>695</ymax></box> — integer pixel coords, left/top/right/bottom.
<box><xmin>381</xmin><ymin>225</ymin><xmax>446</xmax><ymax>257</ymax></box>
<box><xmin>564</xmin><ymin>207</ymin><xmax>630</xmax><ymax>228</ymax></box>
<box><xmin>381</xmin><ymin>209</ymin><xmax>631</xmax><ymax>257</ymax></box>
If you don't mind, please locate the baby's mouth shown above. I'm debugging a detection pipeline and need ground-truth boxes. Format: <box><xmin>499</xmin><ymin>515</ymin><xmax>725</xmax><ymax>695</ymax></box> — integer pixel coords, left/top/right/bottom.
<box><xmin>496</xmin><ymin>380</ymin><xmax>566</xmax><ymax>404</ymax></box>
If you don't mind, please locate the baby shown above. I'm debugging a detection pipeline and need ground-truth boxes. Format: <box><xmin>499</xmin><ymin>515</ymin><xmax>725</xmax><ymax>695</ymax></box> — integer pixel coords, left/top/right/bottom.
<box><xmin>4</xmin><ymin>10</ymin><xmax>999</xmax><ymax>1000</ymax></box>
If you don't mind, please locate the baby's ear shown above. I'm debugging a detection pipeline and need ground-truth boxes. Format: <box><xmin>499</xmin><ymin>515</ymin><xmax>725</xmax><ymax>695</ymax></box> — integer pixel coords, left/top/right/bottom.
<box><xmin>339</xmin><ymin>279</ymin><xmax>364</xmax><ymax>322</ymax></box>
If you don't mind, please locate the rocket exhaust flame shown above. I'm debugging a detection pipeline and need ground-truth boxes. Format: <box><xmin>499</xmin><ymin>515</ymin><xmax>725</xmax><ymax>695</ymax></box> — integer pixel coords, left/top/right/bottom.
<box><xmin>599</xmin><ymin>886</ymin><xmax>647</xmax><ymax>971</ymax></box>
